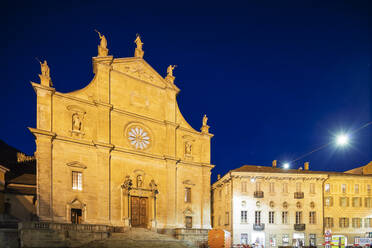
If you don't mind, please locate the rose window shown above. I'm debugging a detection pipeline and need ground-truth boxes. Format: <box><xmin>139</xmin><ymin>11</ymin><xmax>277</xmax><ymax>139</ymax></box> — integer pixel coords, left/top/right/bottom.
<box><xmin>128</xmin><ymin>127</ymin><xmax>150</xmax><ymax>149</ymax></box>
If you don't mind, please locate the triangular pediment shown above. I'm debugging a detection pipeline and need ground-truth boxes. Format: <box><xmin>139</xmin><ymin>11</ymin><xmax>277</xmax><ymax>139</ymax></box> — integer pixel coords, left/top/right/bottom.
<box><xmin>112</xmin><ymin>58</ymin><xmax>178</xmax><ymax>91</ymax></box>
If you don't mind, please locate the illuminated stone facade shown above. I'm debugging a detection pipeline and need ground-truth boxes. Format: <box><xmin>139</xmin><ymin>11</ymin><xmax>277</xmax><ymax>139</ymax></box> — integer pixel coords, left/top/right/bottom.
<box><xmin>324</xmin><ymin>162</ymin><xmax>372</xmax><ymax>245</ymax></box>
<box><xmin>212</xmin><ymin>161</ymin><xmax>372</xmax><ymax>247</ymax></box>
<box><xmin>28</xmin><ymin>34</ymin><xmax>214</xmax><ymax>233</ymax></box>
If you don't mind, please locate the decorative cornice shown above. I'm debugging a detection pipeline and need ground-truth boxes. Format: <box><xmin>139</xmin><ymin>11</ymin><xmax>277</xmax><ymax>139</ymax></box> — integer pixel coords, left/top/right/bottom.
<box><xmin>28</xmin><ymin>128</ymin><xmax>56</xmax><ymax>138</ymax></box>
<box><xmin>30</xmin><ymin>82</ymin><xmax>55</xmax><ymax>94</ymax></box>
<box><xmin>66</xmin><ymin>161</ymin><xmax>87</xmax><ymax>169</ymax></box>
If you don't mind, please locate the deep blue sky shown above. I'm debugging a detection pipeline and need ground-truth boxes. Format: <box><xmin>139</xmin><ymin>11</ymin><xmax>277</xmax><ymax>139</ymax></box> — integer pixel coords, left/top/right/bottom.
<box><xmin>0</xmin><ymin>0</ymin><xmax>370</xmax><ymax>182</ymax></box>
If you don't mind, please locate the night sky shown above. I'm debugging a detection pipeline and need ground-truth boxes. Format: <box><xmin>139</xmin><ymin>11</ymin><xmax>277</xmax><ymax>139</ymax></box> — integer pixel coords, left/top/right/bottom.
<box><xmin>0</xmin><ymin>1</ymin><xmax>370</xmax><ymax>182</ymax></box>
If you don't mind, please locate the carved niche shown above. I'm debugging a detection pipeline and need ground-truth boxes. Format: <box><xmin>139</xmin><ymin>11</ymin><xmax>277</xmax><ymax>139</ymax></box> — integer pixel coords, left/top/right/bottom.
<box><xmin>182</xmin><ymin>135</ymin><xmax>195</xmax><ymax>160</ymax></box>
<box><xmin>67</xmin><ymin>105</ymin><xmax>86</xmax><ymax>137</ymax></box>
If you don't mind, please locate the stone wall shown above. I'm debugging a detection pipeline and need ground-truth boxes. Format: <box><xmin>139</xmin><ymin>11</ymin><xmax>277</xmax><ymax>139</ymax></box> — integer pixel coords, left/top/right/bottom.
<box><xmin>0</xmin><ymin>228</ymin><xmax>19</xmax><ymax>248</ymax></box>
<box><xmin>19</xmin><ymin>222</ymin><xmax>112</xmax><ymax>248</ymax></box>
<box><xmin>174</xmin><ymin>228</ymin><xmax>209</xmax><ymax>247</ymax></box>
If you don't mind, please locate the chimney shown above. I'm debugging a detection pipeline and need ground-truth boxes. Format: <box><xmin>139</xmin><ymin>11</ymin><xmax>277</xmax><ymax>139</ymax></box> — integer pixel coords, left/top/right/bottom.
<box><xmin>217</xmin><ymin>174</ymin><xmax>221</xmax><ymax>180</ymax></box>
<box><xmin>304</xmin><ymin>162</ymin><xmax>309</xmax><ymax>171</ymax></box>
<box><xmin>272</xmin><ymin>160</ymin><xmax>277</xmax><ymax>168</ymax></box>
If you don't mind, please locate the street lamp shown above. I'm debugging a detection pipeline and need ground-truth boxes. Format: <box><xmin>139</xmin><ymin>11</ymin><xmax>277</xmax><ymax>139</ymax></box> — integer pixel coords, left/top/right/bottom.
<box><xmin>283</xmin><ymin>163</ymin><xmax>290</xmax><ymax>169</ymax></box>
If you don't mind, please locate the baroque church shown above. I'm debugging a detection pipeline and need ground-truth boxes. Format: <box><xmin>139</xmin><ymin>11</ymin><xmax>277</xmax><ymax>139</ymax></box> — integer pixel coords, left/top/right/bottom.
<box><xmin>28</xmin><ymin>33</ymin><xmax>214</xmax><ymax>232</ymax></box>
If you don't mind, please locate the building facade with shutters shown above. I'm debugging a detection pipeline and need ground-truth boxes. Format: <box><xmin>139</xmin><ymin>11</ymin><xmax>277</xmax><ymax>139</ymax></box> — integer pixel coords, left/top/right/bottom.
<box><xmin>28</xmin><ymin>34</ymin><xmax>214</xmax><ymax>236</ymax></box>
<box><xmin>212</xmin><ymin>161</ymin><xmax>372</xmax><ymax>247</ymax></box>
<box><xmin>324</xmin><ymin>161</ymin><xmax>372</xmax><ymax>245</ymax></box>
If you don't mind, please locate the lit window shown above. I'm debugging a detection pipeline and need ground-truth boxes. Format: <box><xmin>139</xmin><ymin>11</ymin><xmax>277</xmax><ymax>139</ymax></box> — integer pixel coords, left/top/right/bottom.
<box><xmin>365</xmin><ymin>218</ymin><xmax>372</xmax><ymax>228</ymax></box>
<box><xmin>352</xmin><ymin>218</ymin><xmax>362</xmax><ymax>228</ymax></box>
<box><xmin>295</xmin><ymin>211</ymin><xmax>302</xmax><ymax>224</ymax></box>
<box><xmin>325</xmin><ymin>196</ymin><xmax>333</xmax><ymax>207</ymax></box>
<box><xmin>282</xmin><ymin>183</ymin><xmax>288</xmax><ymax>193</ymax></box>
<box><xmin>241</xmin><ymin>233</ymin><xmax>248</xmax><ymax>245</ymax></box>
<box><xmin>352</xmin><ymin>197</ymin><xmax>361</xmax><ymax>207</ymax></box>
<box><xmin>72</xmin><ymin>171</ymin><xmax>82</xmax><ymax>191</ymax></box>
<box><xmin>340</xmin><ymin>197</ymin><xmax>349</xmax><ymax>207</ymax></box>
<box><xmin>325</xmin><ymin>183</ymin><xmax>330</xmax><ymax>193</ymax></box>
<box><xmin>255</xmin><ymin>211</ymin><xmax>261</xmax><ymax>225</ymax></box>
<box><xmin>241</xmin><ymin>181</ymin><xmax>247</xmax><ymax>193</ymax></box>
<box><xmin>355</xmin><ymin>184</ymin><xmax>359</xmax><ymax>194</ymax></box>
<box><xmin>241</xmin><ymin>211</ymin><xmax>248</xmax><ymax>223</ymax></box>
<box><xmin>185</xmin><ymin>187</ymin><xmax>191</xmax><ymax>203</ymax></box>
<box><xmin>309</xmin><ymin>211</ymin><xmax>316</xmax><ymax>224</ymax></box>
<box><xmin>310</xmin><ymin>183</ymin><xmax>315</xmax><ymax>194</ymax></box>
<box><xmin>325</xmin><ymin>217</ymin><xmax>334</xmax><ymax>228</ymax></box>
<box><xmin>341</xmin><ymin>184</ymin><xmax>346</xmax><ymax>193</ymax></box>
<box><xmin>269</xmin><ymin>211</ymin><xmax>275</xmax><ymax>224</ymax></box>
<box><xmin>365</xmin><ymin>197</ymin><xmax>372</xmax><ymax>208</ymax></box>
<box><xmin>282</xmin><ymin>234</ymin><xmax>289</xmax><ymax>246</ymax></box>
<box><xmin>270</xmin><ymin>182</ymin><xmax>275</xmax><ymax>193</ymax></box>
<box><xmin>339</xmin><ymin>217</ymin><xmax>349</xmax><ymax>228</ymax></box>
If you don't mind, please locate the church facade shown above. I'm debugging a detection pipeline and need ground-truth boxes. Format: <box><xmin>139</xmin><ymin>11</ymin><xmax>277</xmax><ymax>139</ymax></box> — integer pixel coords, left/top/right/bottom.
<box><xmin>29</xmin><ymin>34</ymin><xmax>214</xmax><ymax>232</ymax></box>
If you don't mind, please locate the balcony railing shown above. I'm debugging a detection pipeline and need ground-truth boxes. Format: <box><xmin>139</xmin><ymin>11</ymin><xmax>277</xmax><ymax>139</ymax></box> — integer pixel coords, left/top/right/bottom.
<box><xmin>253</xmin><ymin>223</ymin><xmax>265</xmax><ymax>231</ymax></box>
<box><xmin>294</xmin><ymin>192</ymin><xmax>304</xmax><ymax>199</ymax></box>
<box><xmin>254</xmin><ymin>191</ymin><xmax>264</xmax><ymax>198</ymax></box>
<box><xmin>294</xmin><ymin>224</ymin><xmax>305</xmax><ymax>231</ymax></box>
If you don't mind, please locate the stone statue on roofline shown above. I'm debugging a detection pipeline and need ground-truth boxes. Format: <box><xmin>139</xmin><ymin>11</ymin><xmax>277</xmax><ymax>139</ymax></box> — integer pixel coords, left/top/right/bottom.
<box><xmin>134</xmin><ymin>34</ymin><xmax>144</xmax><ymax>58</ymax></box>
<box><xmin>36</xmin><ymin>58</ymin><xmax>53</xmax><ymax>87</ymax></box>
<box><xmin>167</xmin><ymin>65</ymin><xmax>176</xmax><ymax>77</ymax></box>
<box><xmin>95</xmin><ymin>29</ymin><xmax>108</xmax><ymax>57</ymax></box>
<box><xmin>201</xmin><ymin>114</ymin><xmax>210</xmax><ymax>134</ymax></box>
<box><xmin>165</xmin><ymin>65</ymin><xmax>177</xmax><ymax>84</ymax></box>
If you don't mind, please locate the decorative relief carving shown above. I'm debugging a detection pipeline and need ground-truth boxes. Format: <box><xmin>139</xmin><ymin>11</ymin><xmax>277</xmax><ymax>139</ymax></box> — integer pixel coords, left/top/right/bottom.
<box><xmin>122</xmin><ymin>63</ymin><xmax>162</xmax><ymax>85</ymax></box>
<box><xmin>269</xmin><ymin>201</ymin><xmax>275</xmax><ymax>208</ymax></box>
<box><xmin>283</xmin><ymin>201</ymin><xmax>288</xmax><ymax>209</ymax></box>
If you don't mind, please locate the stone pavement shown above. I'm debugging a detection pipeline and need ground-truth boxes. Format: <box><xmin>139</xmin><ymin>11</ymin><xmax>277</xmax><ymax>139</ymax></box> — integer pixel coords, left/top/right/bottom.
<box><xmin>79</xmin><ymin>228</ymin><xmax>196</xmax><ymax>248</ymax></box>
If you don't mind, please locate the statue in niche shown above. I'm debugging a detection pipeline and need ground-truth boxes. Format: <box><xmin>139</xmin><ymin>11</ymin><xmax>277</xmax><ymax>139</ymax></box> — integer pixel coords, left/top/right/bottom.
<box><xmin>167</xmin><ymin>65</ymin><xmax>177</xmax><ymax>77</ymax></box>
<box><xmin>72</xmin><ymin>113</ymin><xmax>82</xmax><ymax>131</ymax></box>
<box><xmin>134</xmin><ymin>34</ymin><xmax>143</xmax><ymax>50</ymax></box>
<box><xmin>185</xmin><ymin>141</ymin><xmax>192</xmax><ymax>156</ymax></box>
<box><xmin>202</xmin><ymin>114</ymin><xmax>208</xmax><ymax>126</ymax></box>
<box><xmin>122</xmin><ymin>176</ymin><xmax>133</xmax><ymax>190</ymax></box>
<box><xmin>136</xmin><ymin>175</ymin><xmax>143</xmax><ymax>188</ymax></box>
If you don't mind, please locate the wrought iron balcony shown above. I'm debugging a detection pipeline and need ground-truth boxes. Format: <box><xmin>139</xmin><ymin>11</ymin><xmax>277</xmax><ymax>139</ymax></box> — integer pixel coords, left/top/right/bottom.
<box><xmin>294</xmin><ymin>224</ymin><xmax>305</xmax><ymax>231</ymax></box>
<box><xmin>254</xmin><ymin>191</ymin><xmax>264</xmax><ymax>198</ymax></box>
<box><xmin>253</xmin><ymin>223</ymin><xmax>265</xmax><ymax>231</ymax></box>
<box><xmin>294</xmin><ymin>192</ymin><xmax>304</xmax><ymax>199</ymax></box>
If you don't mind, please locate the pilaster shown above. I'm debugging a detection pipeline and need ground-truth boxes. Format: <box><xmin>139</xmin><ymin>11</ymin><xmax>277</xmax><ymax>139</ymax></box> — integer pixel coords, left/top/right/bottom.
<box><xmin>94</xmin><ymin>143</ymin><xmax>113</xmax><ymax>224</ymax></box>
<box><xmin>165</xmin><ymin>157</ymin><xmax>177</xmax><ymax>227</ymax></box>
<box><xmin>202</xmin><ymin>166</ymin><xmax>213</xmax><ymax>229</ymax></box>
<box><xmin>29</xmin><ymin>128</ymin><xmax>55</xmax><ymax>221</ymax></box>
<box><xmin>31</xmin><ymin>82</ymin><xmax>55</xmax><ymax>132</ymax></box>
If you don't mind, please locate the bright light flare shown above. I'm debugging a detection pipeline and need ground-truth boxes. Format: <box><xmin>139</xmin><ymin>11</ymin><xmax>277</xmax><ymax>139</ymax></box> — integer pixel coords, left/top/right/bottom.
<box><xmin>283</xmin><ymin>163</ymin><xmax>290</xmax><ymax>169</ymax></box>
<box><xmin>336</xmin><ymin>134</ymin><xmax>349</xmax><ymax>146</ymax></box>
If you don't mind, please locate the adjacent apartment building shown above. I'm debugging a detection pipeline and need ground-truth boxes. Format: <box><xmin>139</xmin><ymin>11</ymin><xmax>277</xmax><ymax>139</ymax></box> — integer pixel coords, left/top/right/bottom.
<box><xmin>212</xmin><ymin>161</ymin><xmax>372</xmax><ymax>247</ymax></box>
